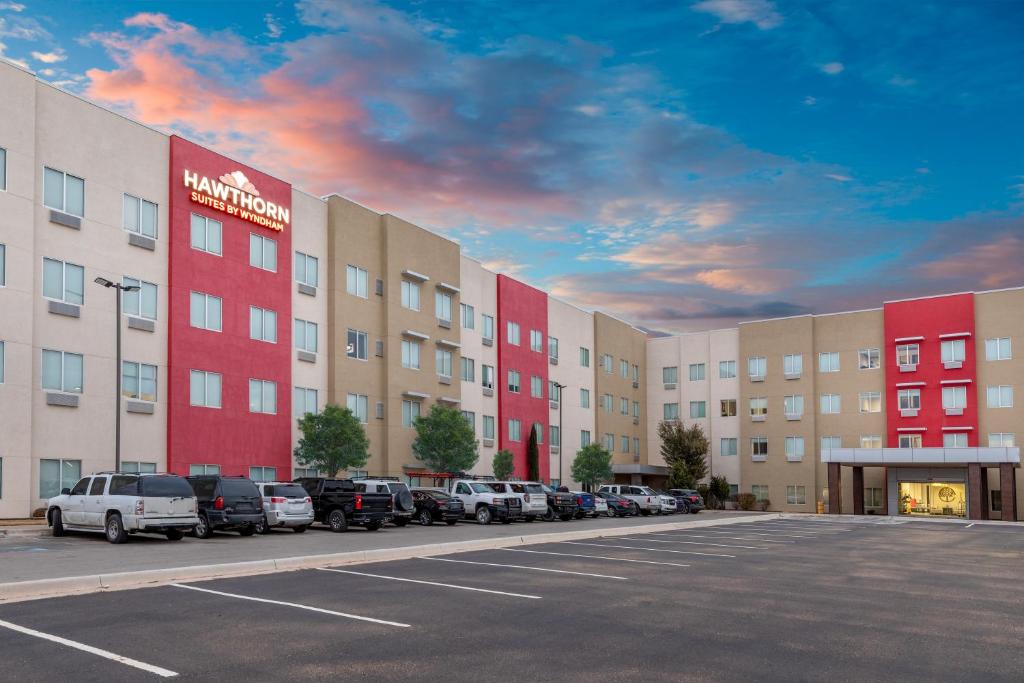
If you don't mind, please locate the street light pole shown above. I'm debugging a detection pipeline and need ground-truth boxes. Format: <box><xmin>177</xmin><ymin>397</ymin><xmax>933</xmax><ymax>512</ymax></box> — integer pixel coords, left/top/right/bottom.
<box><xmin>94</xmin><ymin>277</ymin><xmax>139</xmax><ymax>473</ymax></box>
<box><xmin>554</xmin><ymin>382</ymin><xmax>566</xmax><ymax>487</ymax></box>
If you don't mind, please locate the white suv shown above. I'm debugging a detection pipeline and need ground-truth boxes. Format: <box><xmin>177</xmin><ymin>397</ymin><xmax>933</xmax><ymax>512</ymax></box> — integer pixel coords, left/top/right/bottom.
<box><xmin>47</xmin><ymin>472</ymin><xmax>199</xmax><ymax>543</ymax></box>
<box><xmin>486</xmin><ymin>481</ymin><xmax>547</xmax><ymax>521</ymax></box>
<box><xmin>598</xmin><ymin>484</ymin><xmax>663</xmax><ymax>515</ymax></box>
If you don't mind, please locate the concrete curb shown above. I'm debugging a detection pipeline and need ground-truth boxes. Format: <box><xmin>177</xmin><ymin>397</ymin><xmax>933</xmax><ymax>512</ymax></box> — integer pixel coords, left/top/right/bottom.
<box><xmin>0</xmin><ymin>514</ymin><xmax>777</xmax><ymax>604</ymax></box>
<box><xmin>0</xmin><ymin>526</ymin><xmax>50</xmax><ymax>539</ymax></box>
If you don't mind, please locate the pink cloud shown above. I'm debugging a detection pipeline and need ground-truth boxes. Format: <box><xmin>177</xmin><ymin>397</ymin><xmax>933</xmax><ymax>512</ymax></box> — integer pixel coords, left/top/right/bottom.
<box><xmin>915</xmin><ymin>234</ymin><xmax>1024</xmax><ymax>289</ymax></box>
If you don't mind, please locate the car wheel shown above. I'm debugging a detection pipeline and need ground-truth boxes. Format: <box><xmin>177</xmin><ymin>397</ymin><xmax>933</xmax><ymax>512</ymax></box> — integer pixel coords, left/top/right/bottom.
<box><xmin>105</xmin><ymin>513</ymin><xmax>128</xmax><ymax>544</ymax></box>
<box><xmin>476</xmin><ymin>506</ymin><xmax>493</xmax><ymax>525</ymax></box>
<box><xmin>501</xmin><ymin>516</ymin><xmax>512</xmax><ymax>524</ymax></box>
<box><xmin>328</xmin><ymin>509</ymin><xmax>348</xmax><ymax>533</ymax></box>
<box><xmin>364</xmin><ymin>521</ymin><xmax>383</xmax><ymax>531</ymax></box>
<box><xmin>523</xmin><ymin>515</ymin><xmax>535</xmax><ymax>523</ymax></box>
<box><xmin>640</xmin><ymin>509</ymin><xmax>650</xmax><ymax>516</ymax></box>
<box><xmin>255</xmin><ymin>515</ymin><xmax>270</xmax><ymax>535</ymax></box>
<box><xmin>293</xmin><ymin>525</ymin><xmax>308</xmax><ymax>533</ymax></box>
<box><xmin>393</xmin><ymin>517</ymin><xmax>410</xmax><ymax>527</ymax></box>
<box><xmin>419</xmin><ymin>510</ymin><xmax>434</xmax><ymax>526</ymax></box>
<box><xmin>238</xmin><ymin>525</ymin><xmax>256</xmax><ymax>537</ymax></box>
<box><xmin>559</xmin><ymin>514</ymin><xmax>574</xmax><ymax>522</ymax></box>
<box><xmin>691</xmin><ymin>508</ymin><xmax>700</xmax><ymax>514</ymax></box>
<box><xmin>445</xmin><ymin>519</ymin><xmax>459</xmax><ymax>526</ymax></box>
<box><xmin>608</xmin><ymin>509</ymin><xmax>618</xmax><ymax>518</ymax></box>
<box><xmin>542</xmin><ymin>506</ymin><xmax>555</xmax><ymax>522</ymax></box>
<box><xmin>574</xmin><ymin>511</ymin><xmax>584</xmax><ymax>520</ymax></box>
<box><xmin>165</xmin><ymin>529</ymin><xmax>184</xmax><ymax>541</ymax></box>
<box><xmin>50</xmin><ymin>509</ymin><xmax>65</xmax><ymax>537</ymax></box>
<box><xmin>631</xmin><ymin>504</ymin><xmax>640</xmax><ymax>516</ymax></box>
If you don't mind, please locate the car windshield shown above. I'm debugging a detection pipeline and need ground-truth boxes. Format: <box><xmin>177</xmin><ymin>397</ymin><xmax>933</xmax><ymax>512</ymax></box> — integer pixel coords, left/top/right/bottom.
<box><xmin>540</xmin><ymin>484</ymin><xmax>554</xmax><ymax>493</ymax></box>
<box><xmin>487</xmin><ymin>483</ymin><xmax>507</xmax><ymax>492</ymax></box>
<box><xmin>221</xmin><ymin>479</ymin><xmax>259</xmax><ymax>498</ymax></box>
<box><xmin>269</xmin><ymin>484</ymin><xmax>307</xmax><ymax>498</ymax></box>
<box><xmin>469</xmin><ymin>483</ymin><xmax>493</xmax><ymax>493</ymax></box>
<box><xmin>637</xmin><ymin>487</ymin><xmax>657</xmax><ymax>495</ymax></box>
<box><xmin>422</xmin><ymin>490</ymin><xmax>452</xmax><ymax>500</ymax></box>
<box><xmin>140</xmin><ymin>476</ymin><xmax>193</xmax><ymax>498</ymax></box>
<box><xmin>525</xmin><ymin>484</ymin><xmax>544</xmax><ymax>493</ymax></box>
<box><xmin>386</xmin><ymin>483</ymin><xmax>409</xmax><ymax>494</ymax></box>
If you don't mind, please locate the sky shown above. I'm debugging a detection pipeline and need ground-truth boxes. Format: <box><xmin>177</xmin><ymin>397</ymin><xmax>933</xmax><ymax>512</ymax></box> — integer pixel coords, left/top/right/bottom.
<box><xmin>2</xmin><ymin>0</ymin><xmax>1022</xmax><ymax>333</ymax></box>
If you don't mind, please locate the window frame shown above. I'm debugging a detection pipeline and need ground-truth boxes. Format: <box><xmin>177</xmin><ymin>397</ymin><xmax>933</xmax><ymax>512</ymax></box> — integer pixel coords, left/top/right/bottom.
<box><xmin>123</xmin><ymin>193</ymin><xmax>158</xmax><ymax>239</ymax></box>
<box><xmin>249</xmin><ymin>306</ymin><xmax>278</xmax><ymax>344</ymax></box>
<box><xmin>985</xmin><ymin>337</ymin><xmax>1012</xmax><ymax>361</ymax></box>
<box><xmin>346</xmin><ymin>265</ymin><xmax>369</xmax><ymax>298</ymax></box>
<box><xmin>41</xmin><ymin>349</ymin><xmax>84</xmax><ymax>393</ymax></box>
<box><xmin>818</xmin><ymin>352</ymin><xmax>839</xmax><ymax>373</ymax></box>
<box><xmin>294</xmin><ymin>251</ymin><xmax>319</xmax><ymax>288</ymax></box>
<box><xmin>42</xmin><ymin>257</ymin><xmax>85</xmax><ymax>305</ymax></box>
<box><xmin>121</xmin><ymin>360</ymin><xmax>157</xmax><ymax>402</ymax></box>
<box><xmin>248</xmin><ymin>378</ymin><xmax>277</xmax><ymax>415</ymax></box>
<box><xmin>43</xmin><ymin>166</ymin><xmax>85</xmax><ymax>216</ymax></box>
<box><xmin>189</xmin><ymin>369</ymin><xmax>222</xmax><ymax>408</ymax></box>
<box><xmin>249</xmin><ymin>233</ymin><xmax>278</xmax><ymax>272</ymax></box>
<box><xmin>189</xmin><ymin>291</ymin><xmax>223</xmax><ymax>332</ymax></box>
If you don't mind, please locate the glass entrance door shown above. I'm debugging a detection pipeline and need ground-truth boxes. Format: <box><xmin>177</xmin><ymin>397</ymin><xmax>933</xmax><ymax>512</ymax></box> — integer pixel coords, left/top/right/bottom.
<box><xmin>898</xmin><ymin>482</ymin><xmax>967</xmax><ymax>518</ymax></box>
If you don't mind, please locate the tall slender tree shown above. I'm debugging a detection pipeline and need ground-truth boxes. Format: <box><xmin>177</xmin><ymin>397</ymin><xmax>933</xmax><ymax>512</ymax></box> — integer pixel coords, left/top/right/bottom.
<box><xmin>527</xmin><ymin>424</ymin><xmax>540</xmax><ymax>481</ymax></box>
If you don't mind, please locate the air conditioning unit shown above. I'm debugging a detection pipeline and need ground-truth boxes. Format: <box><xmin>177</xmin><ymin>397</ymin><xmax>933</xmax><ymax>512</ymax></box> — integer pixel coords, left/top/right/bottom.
<box><xmin>944</xmin><ymin>408</ymin><xmax>963</xmax><ymax>416</ymax></box>
<box><xmin>750</xmin><ymin>375</ymin><xmax>765</xmax><ymax>383</ymax></box>
<box><xmin>663</xmin><ymin>383</ymin><xmax>677</xmax><ymax>390</ymax></box>
<box><xmin>943</xmin><ymin>361</ymin><xmax>963</xmax><ymax>370</ymax></box>
<box><xmin>900</xmin><ymin>409</ymin><xmax>918</xmax><ymax>418</ymax></box>
<box><xmin>751</xmin><ymin>415</ymin><xmax>766</xmax><ymax>422</ymax></box>
<box><xmin>898</xmin><ymin>364</ymin><xmax>917</xmax><ymax>373</ymax></box>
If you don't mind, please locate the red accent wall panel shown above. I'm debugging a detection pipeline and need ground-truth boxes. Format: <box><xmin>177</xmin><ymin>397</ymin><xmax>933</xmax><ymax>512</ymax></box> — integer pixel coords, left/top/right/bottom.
<box><xmin>496</xmin><ymin>275</ymin><xmax>549</xmax><ymax>481</ymax></box>
<box><xmin>883</xmin><ymin>293</ymin><xmax>977</xmax><ymax>447</ymax></box>
<box><xmin>167</xmin><ymin>136</ymin><xmax>293</xmax><ymax>477</ymax></box>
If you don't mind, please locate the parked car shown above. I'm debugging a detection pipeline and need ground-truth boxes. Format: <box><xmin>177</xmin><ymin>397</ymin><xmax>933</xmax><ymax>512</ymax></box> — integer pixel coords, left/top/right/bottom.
<box><xmin>411</xmin><ymin>488</ymin><xmax>464</xmax><ymax>526</ymax></box>
<box><xmin>659</xmin><ymin>495</ymin><xmax>678</xmax><ymax>514</ymax></box>
<box><xmin>596</xmin><ymin>491</ymin><xmax>634</xmax><ymax>517</ymax></box>
<box><xmin>187</xmin><ymin>475</ymin><xmax>264</xmax><ymax>538</ymax></box>
<box><xmin>572</xmin><ymin>491</ymin><xmax>597</xmax><ymax>519</ymax></box>
<box><xmin>663</xmin><ymin>489</ymin><xmax>692</xmax><ymax>513</ymax></box>
<box><xmin>353</xmin><ymin>478</ymin><xmax>416</xmax><ymax>527</ymax></box>
<box><xmin>668</xmin><ymin>488</ymin><xmax>705</xmax><ymax>513</ymax></box>
<box><xmin>255</xmin><ymin>482</ymin><xmax>314</xmax><ymax>533</ymax></box>
<box><xmin>598</xmin><ymin>484</ymin><xmax>663</xmax><ymax>515</ymax></box>
<box><xmin>486</xmin><ymin>481</ymin><xmax>547</xmax><ymax>522</ymax></box>
<box><xmin>47</xmin><ymin>472</ymin><xmax>198</xmax><ymax>544</ymax></box>
<box><xmin>539</xmin><ymin>484</ymin><xmax>578</xmax><ymax>521</ymax></box>
<box><xmin>593</xmin><ymin>495</ymin><xmax>608</xmax><ymax>516</ymax></box>
<box><xmin>448</xmin><ymin>479</ymin><xmax>522</xmax><ymax>524</ymax></box>
<box><xmin>295</xmin><ymin>477</ymin><xmax>393</xmax><ymax>532</ymax></box>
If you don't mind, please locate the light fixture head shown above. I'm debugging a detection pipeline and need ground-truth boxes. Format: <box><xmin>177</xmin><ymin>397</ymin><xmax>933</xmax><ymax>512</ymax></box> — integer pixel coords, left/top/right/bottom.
<box><xmin>94</xmin><ymin>277</ymin><xmax>114</xmax><ymax>288</ymax></box>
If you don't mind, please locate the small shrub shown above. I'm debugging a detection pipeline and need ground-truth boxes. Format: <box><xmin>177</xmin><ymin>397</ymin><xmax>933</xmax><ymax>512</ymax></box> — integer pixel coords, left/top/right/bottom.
<box><xmin>757</xmin><ymin>499</ymin><xmax>771</xmax><ymax>511</ymax></box>
<box><xmin>32</xmin><ymin>507</ymin><xmax>47</xmax><ymax>518</ymax></box>
<box><xmin>737</xmin><ymin>493</ymin><xmax>757</xmax><ymax>510</ymax></box>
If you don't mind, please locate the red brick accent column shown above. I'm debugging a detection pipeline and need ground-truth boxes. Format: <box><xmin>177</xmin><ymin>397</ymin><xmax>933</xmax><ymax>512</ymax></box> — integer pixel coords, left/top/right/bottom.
<box><xmin>999</xmin><ymin>463</ymin><xmax>1017</xmax><ymax>522</ymax></box>
<box><xmin>967</xmin><ymin>463</ymin><xmax>984</xmax><ymax>520</ymax></box>
<box><xmin>827</xmin><ymin>462</ymin><xmax>842</xmax><ymax>514</ymax></box>
<box><xmin>852</xmin><ymin>467</ymin><xmax>864</xmax><ymax>516</ymax></box>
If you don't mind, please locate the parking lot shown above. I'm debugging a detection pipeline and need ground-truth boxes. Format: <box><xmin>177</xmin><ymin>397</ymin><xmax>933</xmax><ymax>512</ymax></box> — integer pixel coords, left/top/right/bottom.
<box><xmin>2</xmin><ymin>517</ymin><xmax>1024</xmax><ymax>681</ymax></box>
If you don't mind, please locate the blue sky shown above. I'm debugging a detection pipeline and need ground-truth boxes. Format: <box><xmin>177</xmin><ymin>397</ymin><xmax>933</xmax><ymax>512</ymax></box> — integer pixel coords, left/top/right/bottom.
<box><xmin>2</xmin><ymin>0</ymin><xmax>1022</xmax><ymax>331</ymax></box>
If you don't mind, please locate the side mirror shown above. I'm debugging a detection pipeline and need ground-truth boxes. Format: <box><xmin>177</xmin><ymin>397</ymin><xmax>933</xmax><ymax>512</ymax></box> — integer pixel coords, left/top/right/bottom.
<box><xmin>61</xmin><ymin>488</ymin><xmax>71</xmax><ymax>495</ymax></box>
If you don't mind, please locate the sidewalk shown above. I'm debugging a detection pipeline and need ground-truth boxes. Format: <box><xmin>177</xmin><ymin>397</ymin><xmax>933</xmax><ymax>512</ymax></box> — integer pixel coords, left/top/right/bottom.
<box><xmin>0</xmin><ymin>520</ymin><xmax>48</xmax><ymax>538</ymax></box>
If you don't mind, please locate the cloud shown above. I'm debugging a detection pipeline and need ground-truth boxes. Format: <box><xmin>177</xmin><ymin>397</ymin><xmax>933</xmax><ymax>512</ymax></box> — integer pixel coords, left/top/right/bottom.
<box><xmin>31</xmin><ymin>49</ymin><xmax>65</xmax><ymax>63</ymax></box>
<box><xmin>0</xmin><ymin>2</ymin><xmax>25</xmax><ymax>11</ymax></box>
<box><xmin>803</xmin><ymin>95</ymin><xmax>817</xmax><ymax>106</ymax></box>
<box><xmin>824</xmin><ymin>173</ymin><xmax>852</xmax><ymax>182</ymax></box>
<box><xmin>691</xmin><ymin>0</ymin><xmax>783</xmax><ymax>30</ymax></box>
<box><xmin>915</xmin><ymin>232</ymin><xmax>1024</xmax><ymax>290</ymax></box>
<box><xmin>263</xmin><ymin>13</ymin><xmax>283</xmax><ymax>39</ymax></box>
<box><xmin>819</xmin><ymin>62</ymin><xmax>844</xmax><ymax>75</ymax></box>
<box><xmin>888</xmin><ymin>74</ymin><xmax>917</xmax><ymax>87</ymax></box>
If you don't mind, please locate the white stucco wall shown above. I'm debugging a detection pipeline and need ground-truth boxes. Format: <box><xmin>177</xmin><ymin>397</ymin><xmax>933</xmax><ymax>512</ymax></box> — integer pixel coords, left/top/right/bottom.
<box><xmin>547</xmin><ymin>296</ymin><xmax>595</xmax><ymax>487</ymax></box>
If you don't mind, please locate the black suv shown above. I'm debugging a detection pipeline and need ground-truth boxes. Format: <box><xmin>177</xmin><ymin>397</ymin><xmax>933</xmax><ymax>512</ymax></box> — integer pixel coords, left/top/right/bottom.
<box><xmin>186</xmin><ymin>475</ymin><xmax>264</xmax><ymax>538</ymax></box>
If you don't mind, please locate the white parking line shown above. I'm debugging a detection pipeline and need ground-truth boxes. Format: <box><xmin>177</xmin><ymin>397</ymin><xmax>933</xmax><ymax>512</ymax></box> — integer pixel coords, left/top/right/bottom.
<box><xmin>616</xmin><ymin>536</ymin><xmax>767</xmax><ymax>550</ymax></box>
<box><xmin>756</xmin><ymin>524</ymin><xmax>853</xmax><ymax>532</ymax></box>
<box><xmin>170</xmin><ymin>583</ymin><xmax>410</xmax><ymax>627</ymax></box>
<box><xmin>648</xmin><ymin>532</ymin><xmax>794</xmax><ymax>544</ymax></box>
<box><xmin>0</xmin><ymin>618</ymin><xmax>179</xmax><ymax>678</ymax></box>
<box><xmin>418</xmin><ymin>556</ymin><xmax>628</xmax><ymax>580</ymax></box>
<box><xmin>663</xmin><ymin>528</ymin><xmax>811</xmax><ymax>540</ymax></box>
<box><xmin>705</xmin><ymin>528</ymin><xmax>821</xmax><ymax>539</ymax></box>
<box><xmin>562</xmin><ymin>541</ymin><xmax>736</xmax><ymax>558</ymax></box>
<box><xmin>316</xmin><ymin>568</ymin><xmax>543</xmax><ymax>599</ymax></box>
<box><xmin>502</xmin><ymin>548</ymin><xmax>691</xmax><ymax>568</ymax></box>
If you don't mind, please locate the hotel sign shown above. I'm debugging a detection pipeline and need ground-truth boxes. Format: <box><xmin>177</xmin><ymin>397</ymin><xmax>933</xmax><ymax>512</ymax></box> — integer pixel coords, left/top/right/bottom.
<box><xmin>183</xmin><ymin>169</ymin><xmax>289</xmax><ymax>231</ymax></box>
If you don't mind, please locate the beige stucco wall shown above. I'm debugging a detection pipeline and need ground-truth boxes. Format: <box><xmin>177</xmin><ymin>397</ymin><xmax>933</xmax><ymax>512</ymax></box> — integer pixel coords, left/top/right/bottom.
<box><xmin>547</xmin><ymin>296</ymin><xmax>596</xmax><ymax>487</ymax></box>
<box><xmin>593</xmin><ymin>312</ymin><xmax>647</xmax><ymax>478</ymax></box>
<box><xmin>458</xmin><ymin>256</ymin><xmax>498</xmax><ymax>477</ymax></box>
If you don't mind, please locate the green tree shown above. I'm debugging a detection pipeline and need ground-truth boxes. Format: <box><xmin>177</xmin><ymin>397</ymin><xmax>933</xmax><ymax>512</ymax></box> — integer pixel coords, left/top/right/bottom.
<box><xmin>527</xmin><ymin>425</ymin><xmax>540</xmax><ymax>481</ymax></box>
<box><xmin>492</xmin><ymin>449</ymin><xmax>515</xmax><ymax>480</ymax></box>
<box><xmin>294</xmin><ymin>404</ymin><xmax>370</xmax><ymax>476</ymax></box>
<box><xmin>708</xmin><ymin>474</ymin><xmax>732</xmax><ymax>509</ymax></box>
<box><xmin>412</xmin><ymin>404</ymin><xmax>479</xmax><ymax>473</ymax></box>
<box><xmin>658</xmin><ymin>421</ymin><xmax>708</xmax><ymax>482</ymax></box>
<box><xmin>667</xmin><ymin>460</ymin><xmax>695</xmax><ymax>489</ymax></box>
<box><xmin>571</xmin><ymin>443</ymin><xmax>613</xmax><ymax>490</ymax></box>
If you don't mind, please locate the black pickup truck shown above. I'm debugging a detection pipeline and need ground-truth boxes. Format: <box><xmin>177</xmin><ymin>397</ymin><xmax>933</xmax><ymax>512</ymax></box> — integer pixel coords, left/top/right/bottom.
<box><xmin>295</xmin><ymin>478</ymin><xmax>393</xmax><ymax>532</ymax></box>
<box><xmin>540</xmin><ymin>483</ymin><xmax>579</xmax><ymax>521</ymax></box>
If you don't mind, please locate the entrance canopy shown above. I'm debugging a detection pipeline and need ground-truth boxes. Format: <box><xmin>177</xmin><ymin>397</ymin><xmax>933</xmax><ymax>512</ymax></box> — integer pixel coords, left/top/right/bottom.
<box><xmin>821</xmin><ymin>447</ymin><xmax>1019</xmax><ymax>467</ymax></box>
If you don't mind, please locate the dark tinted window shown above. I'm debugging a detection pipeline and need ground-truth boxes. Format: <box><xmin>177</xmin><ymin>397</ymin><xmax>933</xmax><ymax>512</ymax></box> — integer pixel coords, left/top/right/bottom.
<box><xmin>269</xmin><ymin>484</ymin><xmax>307</xmax><ymax>498</ymax></box>
<box><xmin>88</xmin><ymin>477</ymin><xmax>108</xmax><ymax>496</ymax></box>
<box><xmin>70</xmin><ymin>478</ymin><xmax>90</xmax><ymax>496</ymax></box>
<box><xmin>110</xmin><ymin>476</ymin><xmax>139</xmax><ymax>496</ymax></box>
<box><xmin>189</xmin><ymin>478</ymin><xmax>217</xmax><ymax>500</ymax></box>
<box><xmin>386</xmin><ymin>483</ymin><xmax>409</xmax><ymax>494</ymax></box>
<box><xmin>141</xmin><ymin>476</ymin><xmax>194</xmax><ymax>498</ymax></box>
<box><xmin>525</xmin><ymin>484</ymin><xmax>544</xmax><ymax>493</ymax></box>
<box><xmin>221</xmin><ymin>479</ymin><xmax>259</xmax><ymax>498</ymax></box>
<box><xmin>323</xmin><ymin>480</ymin><xmax>353</xmax><ymax>493</ymax></box>
<box><xmin>423</xmin><ymin>490</ymin><xmax>452</xmax><ymax>501</ymax></box>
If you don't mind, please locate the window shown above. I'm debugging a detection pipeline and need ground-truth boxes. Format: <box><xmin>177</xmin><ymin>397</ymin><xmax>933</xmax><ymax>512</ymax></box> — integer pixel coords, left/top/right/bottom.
<box><xmin>462</xmin><ymin>411</ymin><xmax>476</xmax><ymax>433</ymax></box>
<box><xmin>548</xmin><ymin>336</ymin><xmax>559</xmax><ymax>360</ymax></box>
<box><xmin>122</xmin><ymin>361</ymin><xmax>157</xmax><ymax>402</ymax></box>
<box><xmin>436</xmin><ymin>349</ymin><xmax>453</xmax><ymax>378</ymax></box>
<box><xmin>620</xmin><ymin>359</ymin><xmax>629</xmax><ymax>378</ymax></box>
<box><xmin>509</xmin><ymin>419</ymin><xmax>522</xmax><ymax>442</ymax></box>
<box><xmin>859</xmin><ymin>347</ymin><xmax>880</xmax><ymax>369</ymax></box>
<box><xmin>818</xmin><ymin>352</ymin><xmax>839</xmax><ymax>373</ymax></box>
<box><xmin>751</xmin><ymin>438</ymin><xmax>768</xmax><ymax>457</ymax></box>
<box><xmin>535</xmin><ymin>423</ymin><xmax>545</xmax><ymax>445</ymax></box>
<box><xmin>821</xmin><ymin>436</ymin><xmax>841</xmax><ymax>452</ymax></box>
<box><xmin>748</xmin><ymin>356</ymin><xmax>766</xmax><ymax>378</ymax></box>
<box><xmin>507</xmin><ymin>321</ymin><xmax>520</xmax><ymax>345</ymax></box>
<box><xmin>190</xmin><ymin>213</ymin><xmax>222</xmax><ymax>255</ymax></box>
<box><xmin>347</xmin><ymin>393</ymin><xmax>369</xmax><ymax>423</ymax></box>
<box><xmin>601</xmin><ymin>354</ymin><xmax>613</xmax><ymax>373</ymax></box>
<box><xmin>820</xmin><ymin>393</ymin><xmax>841</xmax><ymax>414</ymax></box>
<box><xmin>121</xmin><ymin>461</ymin><xmax>157</xmax><ymax>474</ymax></box>
<box><xmin>508</xmin><ymin>370</ymin><xmax>521</xmax><ymax>393</ymax></box>
<box><xmin>580</xmin><ymin>347</ymin><xmax>590</xmax><ymax>367</ymax></box>
<box><xmin>0</xmin><ymin>341</ymin><xmax>4</xmax><ymax>384</ymax></box>
<box><xmin>721</xmin><ymin>438</ymin><xmax>738</xmax><ymax>456</ymax></box>
<box><xmin>460</xmin><ymin>303</ymin><xmax>474</xmax><ymax>329</ymax></box>
<box><xmin>0</xmin><ymin>147</ymin><xmax>5</xmax><ymax>190</ymax></box>
<box><xmin>987</xmin><ymin>385</ymin><xmax>1014</xmax><ymax>408</ymax></box>
<box><xmin>633</xmin><ymin>401</ymin><xmax>641</xmax><ymax>418</ymax></box>
<box><xmin>580</xmin><ymin>430</ymin><xmax>591</xmax><ymax>447</ymax></box>
<box><xmin>865</xmin><ymin>488</ymin><xmax>884</xmax><ymax>508</ymax></box>
<box><xmin>941</xmin><ymin>339</ymin><xmax>965</xmax><ymax>364</ymax></box>
<box><xmin>689</xmin><ymin>363</ymin><xmax>705</xmax><ymax>381</ymax></box>
<box><xmin>752</xmin><ymin>484</ymin><xmax>769</xmax><ymax>502</ymax></box>
<box><xmin>620</xmin><ymin>397</ymin><xmax>629</xmax><ymax>415</ymax></box>
<box><xmin>580</xmin><ymin>388</ymin><xmax>590</xmax><ymax>408</ymax></box>
<box><xmin>189</xmin><ymin>370</ymin><xmax>221</xmax><ymax>408</ymax></box>
<box><xmin>460</xmin><ymin>357</ymin><xmax>475</xmax><ymax>382</ymax></box>
<box><xmin>295</xmin><ymin>319</ymin><xmax>317</xmax><ymax>353</ymax></box>
<box><xmin>860</xmin><ymin>435</ymin><xmax>882</xmax><ymax>449</ymax></box>
<box><xmin>530</xmin><ymin>329</ymin><xmax>543</xmax><ymax>353</ymax></box>
<box><xmin>664</xmin><ymin>403</ymin><xmax>680</xmax><ymax>421</ymax></box>
<box><xmin>663</xmin><ymin>366</ymin><xmax>678</xmax><ymax>385</ymax></box>
<box><xmin>784</xmin><ymin>395</ymin><xmax>804</xmax><ymax>417</ymax></box>
<box><xmin>42</xmin><ymin>350</ymin><xmax>83</xmax><ymax>393</ymax></box>
<box><xmin>859</xmin><ymin>392</ymin><xmax>881</xmax><ymax>413</ymax></box>
<box><xmin>42</xmin><ymin>257</ymin><xmax>84</xmax><ymax>305</ymax></box>
<box><xmin>620</xmin><ymin>435</ymin><xmax>629</xmax><ymax>453</ymax></box>
<box><xmin>601</xmin><ymin>393</ymin><xmax>613</xmax><ymax>412</ymax></box>
<box><xmin>750</xmin><ymin>397</ymin><xmax>767</xmax><ymax>417</ymax></box>
<box><xmin>786</xmin><ymin>485</ymin><xmax>806</xmax><ymax>505</ymax></box>
<box><xmin>944</xmin><ymin>432</ymin><xmax>968</xmax><ymax>448</ymax></box>
<box><xmin>531</xmin><ymin>376</ymin><xmax>543</xmax><ymax>398</ymax></box>
<box><xmin>899</xmin><ymin>433</ymin><xmax>923</xmax><ymax>448</ymax></box>
<box><xmin>294</xmin><ymin>387</ymin><xmax>317</xmax><ymax>417</ymax></box>
<box><xmin>348</xmin><ymin>329</ymin><xmax>369</xmax><ymax>360</ymax></box>
<box><xmin>399</xmin><ymin>338</ymin><xmax>418</xmax><ymax>368</ymax></box>
<box><xmin>0</xmin><ymin>243</ymin><xmax>5</xmax><ymax>286</ymax></box>
<box><xmin>189</xmin><ymin>291</ymin><xmax>222</xmax><ymax>332</ymax></box>
<box><xmin>39</xmin><ymin>459</ymin><xmax>81</xmax><ymax>499</ymax></box>
<box><xmin>294</xmin><ymin>251</ymin><xmax>318</xmax><ymax>288</ymax></box>
<box><xmin>985</xmin><ymin>338</ymin><xmax>1012</xmax><ymax>361</ymax></box>
<box><xmin>550</xmin><ymin>425</ymin><xmax>561</xmax><ymax>447</ymax></box>
<box><xmin>346</xmin><ymin>265</ymin><xmax>368</xmax><ymax>298</ymax></box>
<box><xmin>603</xmin><ymin>433</ymin><xmax>614</xmax><ymax>451</ymax></box>
<box><xmin>784</xmin><ymin>354</ymin><xmax>803</xmax><ymax>376</ymax></box>
<box><xmin>249</xmin><ymin>379</ymin><xmax>276</xmax><ymax>414</ymax></box>
<box><xmin>249</xmin><ymin>306</ymin><xmax>278</xmax><ymax>343</ymax></box>
<box><xmin>401</xmin><ymin>280</ymin><xmax>421</xmax><ymax>311</ymax></box>
<box><xmin>189</xmin><ymin>464</ymin><xmax>221</xmax><ymax>476</ymax></box>
<box><xmin>123</xmin><ymin>194</ymin><xmax>158</xmax><ymax>238</ymax></box>
<box><xmin>435</xmin><ymin>291</ymin><xmax>453</xmax><ymax>323</ymax></box>
<box><xmin>402</xmin><ymin>400</ymin><xmax>421</xmax><ymax>427</ymax></box>
<box><xmin>686</xmin><ymin>401</ymin><xmax>705</xmax><ymax>419</ymax></box>
<box><xmin>719</xmin><ymin>360</ymin><xmax>737</xmax><ymax>379</ymax></box>
<box><xmin>989</xmin><ymin>433</ymin><xmax>1015</xmax><ymax>447</ymax></box>
<box><xmin>247</xmin><ymin>467</ymin><xmax>276</xmax><ymax>483</ymax></box>
<box><xmin>549</xmin><ymin>381</ymin><xmax>561</xmax><ymax>403</ymax></box>
<box><xmin>483</xmin><ymin>415</ymin><xmax>495</xmax><ymax>440</ymax></box>
<box><xmin>43</xmin><ymin>167</ymin><xmax>84</xmax><ymax>216</ymax></box>
<box><xmin>942</xmin><ymin>386</ymin><xmax>966</xmax><ymax>410</ymax></box>
<box><xmin>122</xmin><ymin>277</ymin><xmax>157</xmax><ymax>320</ymax></box>
<box><xmin>482</xmin><ymin>314</ymin><xmax>494</xmax><ymax>341</ymax></box>
<box><xmin>785</xmin><ymin>437</ymin><xmax>804</xmax><ymax>460</ymax></box>
<box><xmin>896</xmin><ymin>343</ymin><xmax>919</xmax><ymax>367</ymax></box>
<box><xmin>721</xmin><ymin>399</ymin><xmax>737</xmax><ymax>417</ymax></box>
<box><xmin>249</xmin><ymin>234</ymin><xmax>277</xmax><ymax>271</ymax></box>
<box><xmin>482</xmin><ymin>364</ymin><xmax>494</xmax><ymax>389</ymax></box>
